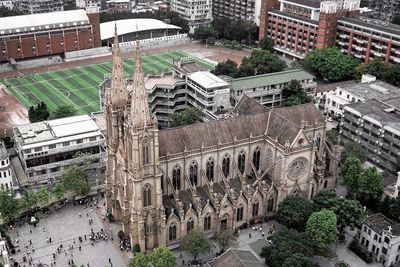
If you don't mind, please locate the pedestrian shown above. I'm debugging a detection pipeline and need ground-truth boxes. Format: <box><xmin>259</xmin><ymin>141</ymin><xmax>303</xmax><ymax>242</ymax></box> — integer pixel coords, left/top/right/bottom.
<box><xmin>249</xmin><ymin>233</ymin><xmax>252</xmax><ymax>238</ymax></box>
<box><xmin>79</xmin><ymin>212</ymin><xmax>82</xmax><ymax>217</ymax></box>
<box><xmin>109</xmin><ymin>258</ymin><xmax>112</xmax><ymax>264</ymax></box>
<box><xmin>68</xmin><ymin>260</ymin><xmax>71</xmax><ymax>265</ymax></box>
<box><xmin>29</xmin><ymin>228</ymin><xmax>32</xmax><ymax>234</ymax></box>
<box><xmin>79</xmin><ymin>245</ymin><xmax>81</xmax><ymax>251</ymax></box>
<box><xmin>87</xmin><ymin>263</ymin><xmax>89</xmax><ymax>267</ymax></box>
<box><xmin>262</xmin><ymin>231</ymin><xmax>265</xmax><ymax>237</ymax></box>
<box><xmin>71</xmin><ymin>259</ymin><xmax>74</xmax><ymax>264</ymax></box>
<box><xmin>84</xmin><ymin>235</ymin><xmax>87</xmax><ymax>240</ymax></box>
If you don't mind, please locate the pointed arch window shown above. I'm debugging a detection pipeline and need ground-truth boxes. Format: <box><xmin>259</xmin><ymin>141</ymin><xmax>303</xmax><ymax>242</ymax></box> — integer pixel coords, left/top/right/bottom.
<box><xmin>143</xmin><ymin>184</ymin><xmax>151</xmax><ymax>207</ymax></box>
<box><xmin>253</xmin><ymin>147</ymin><xmax>260</xmax><ymax>171</ymax></box>
<box><xmin>267</xmin><ymin>198</ymin><xmax>275</xmax><ymax>213</ymax></box>
<box><xmin>189</xmin><ymin>161</ymin><xmax>198</xmax><ymax>186</ymax></box>
<box><xmin>206</xmin><ymin>158</ymin><xmax>214</xmax><ymax>182</ymax></box>
<box><xmin>238</xmin><ymin>151</ymin><xmax>246</xmax><ymax>174</ymax></box>
<box><xmin>204</xmin><ymin>214</ymin><xmax>211</xmax><ymax>230</ymax></box>
<box><xmin>236</xmin><ymin>205</ymin><xmax>244</xmax><ymax>221</ymax></box>
<box><xmin>187</xmin><ymin>218</ymin><xmax>194</xmax><ymax>233</ymax></box>
<box><xmin>222</xmin><ymin>155</ymin><xmax>230</xmax><ymax>177</ymax></box>
<box><xmin>169</xmin><ymin>224</ymin><xmax>177</xmax><ymax>241</ymax></box>
<box><xmin>172</xmin><ymin>166</ymin><xmax>181</xmax><ymax>191</ymax></box>
<box><xmin>252</xmin><ymin>202</ymin><xmax>259</xmax><ymax>217</ymax></box>
<box><xmin>143</xmin><ymin>144</ymin><xmax>150</xmax><ymax>165</ymax></box>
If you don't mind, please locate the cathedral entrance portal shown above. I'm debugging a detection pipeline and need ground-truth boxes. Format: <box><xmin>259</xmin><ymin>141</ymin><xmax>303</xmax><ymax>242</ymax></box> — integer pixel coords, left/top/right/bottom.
<box><xmin>220</xmin><ymin>213</ymin><xmax>231</xmax><ymax>229</ymax></box>
<box><xmin>113</xmin><ymin>200</ymin><xmax>122</xmax><ymax>221</ymax></box>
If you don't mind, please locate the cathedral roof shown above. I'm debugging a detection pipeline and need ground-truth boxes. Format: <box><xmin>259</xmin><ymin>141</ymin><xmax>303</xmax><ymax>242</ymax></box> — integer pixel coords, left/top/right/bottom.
<box><xmin>158</xmin><ymin>98</ymin><xmax>324</xmax><ymax>156</ymax></box>
<box><xmin>232</xmin><ymin>94</ymin><xmax>269</xmax><ymax>115</ymax></box>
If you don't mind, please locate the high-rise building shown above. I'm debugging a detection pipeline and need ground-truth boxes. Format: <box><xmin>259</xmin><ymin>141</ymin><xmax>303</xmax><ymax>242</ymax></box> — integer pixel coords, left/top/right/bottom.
<box><xmin>212</xmin><ymin>0</ymin><xmax>263</xmax><ymax>25</ymax></box>
<box><xmin>16</xmin><ymin>0</ymin><xmax>64</xmax><ymax>14</ymax></box>
<box><xmin>361</xmin><ymin>0</ymin><xmax>400</xmax><ymax>23</ymax></box>
<box><xmin>170</xmin><ymin>0</ymin><xmax>212</xmax><ymax>33</ymax></box>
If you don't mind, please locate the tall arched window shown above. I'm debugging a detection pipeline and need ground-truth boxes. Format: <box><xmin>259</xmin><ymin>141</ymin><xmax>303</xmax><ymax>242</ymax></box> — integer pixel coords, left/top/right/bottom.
<box><xmin>187</xmin><ymin>218</ymin><xmax>194</xmax><ymax>233</ymax></box>
<box><xmin>143</xmin><ymin>144</ymin><xmax>150</xmax><ymax>165</ymax></box>
<box><xmin>143</xmin><ymin>184</ymin><xmax>151</xmax><ymax>207</ymax></box>
<box><xmin>267</xmin><ymin>198</ymin><xmax>274</xmax><ymax>213</ymax></box>
<box><xmin>189</xmin><ymin>162</ymin><xmax>198</xmax><ymax>186</ymax></box>
<box><xmin>204</xmin><ymin>214</ymin><xmax>211</xmax><ymax>230</ymax></box>
<box><xmin>253</xmin><ymin>147</ymin><xmax>260</xmax><ymax>171</ymax></box>
<box><xmin>236</xmin><ymin>205</ymin><xmax>244</xmax><ymax>221</ymax></box>
<box><xmin>238</xmin><ymin>151</ymin><xmax>245</xmax><ymax>174</ymax></box>
<box><xmin>252</xmin><ymin>202</ymin><xmax>259</xmax><ymax>217</ymax></box>
<box><xmin>172</xmin><ymin>166</ymin><xmax>181</xmax><ymax>191</ymax></box>
<box><xmin>169</xmin><ymin>224</ymin><xmax>177</xmax><ymax>241</ymax></box>
<box><xmin>222</xmin><ymin>155</ymin><xmax>230</xmax><ymax>177</ymax></box>
<box><xmin>206</xmin><ymin>158</ymin><xmax>214</xmax><ymax>182</ymax></box>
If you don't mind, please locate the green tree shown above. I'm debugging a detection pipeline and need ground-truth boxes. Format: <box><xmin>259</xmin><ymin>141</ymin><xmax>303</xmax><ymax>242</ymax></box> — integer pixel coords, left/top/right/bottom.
<box><xmin>52</xmin><ymin>182</ymin><xmax>65</xmax><ymax>201</ymax></box>
<box><xmin>392</xmin><ymin>15</ymin><xmax>400</xmax><ymax>25</ymax></box>
<box><xmin>276</xmin><ymin>196</ymin><xmax>313</xmax><ymax>231</ymax></box>
<box><xmin>52</xmin><ymin>105</ymin><xmax>77</xmax><ymax>119</ymax></box>
<box><xmin>312</xmin><ymin>190</ymin><xmax>338</xmax><ymax>211</ymax></box>
<box><xmin>282</xmin><ymin>253</ymin><xmax>319</xmax><ymax>267</ymax></box>
<box><xmin>148</xmin><ymin>247</ymin><xmax>176</xmax><ymax>267</ymax></box>
<box><xmin>193</xmin><ymin>26</ymin><xmax>217</xmax><ymax>42</ymax></box>
<box><xmin>282</xmin><ymin>80</ymin><xmax>313</xmax><ymax>107</ymax></box>
<box><xmin>259</xmin><ymin>36</ymin><xmax>274</xmax><ymax>52</ymax></box>
<box><xmin>0</xmin><ymin>189</ymin><xmax>20</xmax><ymax>222</ymax></box>
<box><xmin>354</xmin><ymin>59</ymin><xmax>388</xmax><ymax>80</ymax></box>
<box><xmin>305</xmin><ymin>48</ymin><xmax>360</xmax><ymax>81</ymax></box>
<box><xmin>236</xmin><ymin>58</ymin><xmax>255</xmax><ymax>77</ymax></box>
<box><xmin>22</xmin><ymin>190</ymin><xmax>39</xmax><ymax>212</ymax></box>
<box><xmin>28</xmin><ymin>102</ymin><xmax>50</xmax><ymax>123</ymax></box>
<box><xmin>357</xmin><ymin>167</ymin><xmax>383</xmax><ymax>205</ymax></box>
<box><xmin>170</xmin><ymin>108</ymin><xmax>203</xmax><ymax>127</ymax></box>
<box><xmin>306</xmin><ymin>209</ymin><xmax>338</xmax><ymax>250</ymax></box>
<box><xmin>62</xmin><ymin>153</ymin><xmax>94</xmax><ymax>196</ymax></box>
<box><xmin>37</xmin><ymin>187</ymin><xmax>51</xmax><ymax>206</ymax></box>
<box><xmin>181</xmin><ymin>230</ymin><xmax>212</xmax><ymax>262</ymax></box>
<box><xmin>128</xmin><ymin>253</ymin><xmax>149</xmax><ymax>267</ymax></box>
<box><xmin>0</xmin><ymin>6</ymin><xmax>24</xmax><ymax>17</ymax></box>
<box><xmin>342</xmin><ymin>141</ymin><xmax>367</xmax><ymax>163</ymax></box>
<box><xmin>248</xmin><ymin>49</ymin><xmax>286</xmax><ymax>75</ymax></box>
<box><xmin>382</xmin><ymin>64</ymin><xmax>400</xmax><ymax>87</ymax></box>
<box><xmin>260</xmin><ymin>228</ymin><xmax>315</xmax><ymax>267</ymax></box>
<box><xmin>213</xmin><ymin>229</ymin><xmax>238</xmax><ymax>253</ymax></box>
<box><xmin>379</xmin><ymin>197</ymin><xmax>400</xmax><ymax>220</ymax></box>
<box><xmin>341</xmin><ymin>157</ymin><xmax>363</xmax><ymax>193</ymax></box>
<box><xmin>212</xmin><ymin>59</ymin><xmax>238</xmax><ymax>77</ymax></box>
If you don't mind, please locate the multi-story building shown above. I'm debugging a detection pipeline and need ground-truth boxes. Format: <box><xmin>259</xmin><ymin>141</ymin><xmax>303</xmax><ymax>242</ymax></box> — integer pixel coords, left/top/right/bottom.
<box><xmin>229</xmin><ymin>69</ymin><xmax>316</xmax><ymax>107</ymax></box>
<box><xmin>325</xmin><ymin>75</ymin><xmax>400</xmax><ymax>117</ymax></box>
<box><xmin>359</xmin><ymin>213</ymin><xmax>400</xmax><ymax>267</ymax></box>
<box><xmin>15</xmin><ymin>0</ymin><xmax>63</xmax><ymax>14</ymax></box>
<box><xmin>360</xmin><ymin>0</ymin><xmax>400</xmax><ymax>23</ymax></box>
<box><xmin>0</xmin><ymin>9</ymin><xmax>101</xmax><ymax>63</ymax></box>
<box><xmin>0</xmin><ymin>0</ymin><xmax>13</xmax><ymax>10</ymax></box>
<box><xmin>212</xmin><ymin>0</ymin><xmax>263</xmax><ymax>25</ymax></box>
<box><xmin>341</xmin><ymin>96</ymin><xmax>400</xmax><ymax>178</ymax></box>
<box><xmin>170</xmin><ymin>0</ymin><xmax>212</xmax><ymax>33</ymax></box>
<box><xmin>13</xmin><ymin>115</ymin><xmax>106</xmax><ymax>188</ymax></box>
<box><xmin>106</xmin><ymin>0</ymin><xmax>132</xmax><ymax>13</ymax></box>
<box><xmin>335</xmin><ymin>17</ymin><xmax>400</xmax><ymax>64</ymax></box>
<box><xmin>76</xmin><ymin>0</ymin><xmax>101</xmax><ymax>9</ymax></box>
<box><xmin>0</xmin><ymin>141</ymin><xmax>15</xmax><ymax>190</ymax></box>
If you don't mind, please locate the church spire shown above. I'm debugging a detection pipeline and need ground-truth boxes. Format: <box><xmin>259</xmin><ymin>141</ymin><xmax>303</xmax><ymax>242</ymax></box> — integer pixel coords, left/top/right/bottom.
<box><xmin>130</xmin><ymin>36</ymin><xmax>151</xmax><ymax>128</ymax></box>
<box><xmin>110</xmin><ymin>23</ymin><xmax>128</xmax><ymax>109</ymax></box>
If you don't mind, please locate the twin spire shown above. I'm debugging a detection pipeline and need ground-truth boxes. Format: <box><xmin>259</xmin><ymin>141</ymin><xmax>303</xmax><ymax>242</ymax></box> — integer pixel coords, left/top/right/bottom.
<box><xmin>110</xmin><ymin>24</ymin><xmax>151</xmax><ymax>128</ymax></box>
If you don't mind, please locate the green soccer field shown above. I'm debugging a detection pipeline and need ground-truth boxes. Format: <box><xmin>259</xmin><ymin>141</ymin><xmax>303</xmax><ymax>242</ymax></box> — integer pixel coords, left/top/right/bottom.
<box><xmin>1</xmin><ymin>51</ymin><xmax>215</xmax><ymax>115</ymax></box>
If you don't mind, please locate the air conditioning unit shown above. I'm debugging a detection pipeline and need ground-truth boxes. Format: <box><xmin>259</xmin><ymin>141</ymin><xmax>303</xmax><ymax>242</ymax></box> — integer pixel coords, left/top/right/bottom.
<box><xmin>380</xmin><ymin>143</ymin><xmax>383</xmax><ymax>146</ymax></box>
<box><xmin>357</xmin><ymin>121</ymin><xmax>361</xmax><ymax>125</ymax></box>
<box><xmin>358</xmin><ymin>140</ymin><xmax>361</xmax><ymax>143</ymax></box>
<box><xmin>339</xmin><ymin>130</ymin><xmax>343</xmax><ymax>134</ymax></box>
<box><xmin>377</xmin><ymin>151</ymin><xmax>381</xmax><ymax>155</ymax></box>
<box><xmin>377</xmin><ymin>160</ymin><xmax>380</xmax><ymax>163</ymax></box>
<box><xmin>359</xmin><ymin>132</ymin><xmax>362</xmax><ymax>136</ymax></box>
<box><xmin>360</xmin><ymin>124</ymin><xmax>364</xmax><ymax>127</ymax></box>
<box><xmin>379</xmin><ymin>129</ymin><xmax>384</xmax><ymax>133</ymax></box>
<box><xmin>375</xmin><ymin>140</ymin><xmax>379</xmax><ymax>144</ymax></box>
<box><xmin>340</xmin><ymin>122</ymin><xmax>344</xmax><ymax>126</ymax></box>
<box><xmin>356</xmin><ymin>130</ymin><xmax>359</xmax><ymax>133</ymax></box>
<box><xmin>381</xmin><ymin>134</ymin><xmax>385</xmax><ymax>138</ymax></box>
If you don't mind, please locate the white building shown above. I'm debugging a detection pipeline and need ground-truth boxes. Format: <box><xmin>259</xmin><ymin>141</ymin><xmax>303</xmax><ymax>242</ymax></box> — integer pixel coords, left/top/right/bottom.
<box><xmin>0</xmin><ymin>141</ymin><xmax>14</xmax><ymax>190</ymax></box>
<box><xmin>325</xmin><ymin>75</ymin><xmax>400</xmax><ymax>117</ymax></box>
<box><xmin>359</xmin><ymin>213</ymin><xmax>400</xmax><ymax>267</ymax></box>
<box><xmin>170</xmin><ymin>0</ymin><xmax>212</xmax><ymax>33</ymax></box>
<box><xmin>13</xmin><ymin>115</ymin><xmax>106</xmax><ymax>188</ymax></box>
<box><xmin>0</xmin><ymin>0</ymin><xmax>13</xmax><ymax>10</ymax></box>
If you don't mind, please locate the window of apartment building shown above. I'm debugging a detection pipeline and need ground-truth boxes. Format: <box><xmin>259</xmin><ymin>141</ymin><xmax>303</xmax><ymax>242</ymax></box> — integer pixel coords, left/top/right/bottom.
<box><xmin>368</xmin><ymin>229</ymin><xmax>371</xmax><ymax>235</ymax></box>
<box><xmin>89</xmin><ymin>136</ymin><xmax>96</xmax><ymax>141</ymax></box>
<box><xmin>384</xmin><ymin>236</ymin><xmax>390</xmax><ymax>244</ymax></box>
<box><xmin>76</xmin><ymin>139</ymin><xmax>83</xmax><ymax>144</ymax></box>
<box><xmin>396</xmin><ymin>255</ymin><xmax>399</xmax><ymax>262</ymax></box>
<box><xmin>361</xmin><ymin>236</ymin><xmax>365</xmax><ymax>245</ymax></box>
<box><xmin>383</xmin><ymin>247</ymin><xmax>388</xmax><ymax>255</ymax></box>
<box><xmin>49</xmin><ymin>144</ymin><xmax>56</xmax><ymax>149</ymax></box>
<box><xmin>24</xmin><ymin>149</ymin><xmax>31</xmax><ymax>154</ymax></box>
<box><xmin>34</xmin><ymin>147</ymin><xmax>42</xmax><ymax>152</ymax></box>
<box><xmin>364</xmin><ymin>226</ymin><xmax>367</xmax><ymax>233</ymax></box>
<box><xmin>50</xmin><ymin>167</ymin><xmax>59</xmax><ymax>173</ymax></box>
<box><xmin>63</xmin><ymin>142</ymin><xmax>70</xmax><ymax>147</ymax></box>
<box><xmin>371</xmin><ymin>133</ymin><xmax>379</xmax><ymax>138</ymax></box>
<box><xmin>339</xmin><ymin>91</ymin><xmax>342</xmax><ymax>95</ymax></box>
<box><xmin>398</xmin><ymin>245</ymin><xmax>400</xmax><ymax>251</ymax></box>
<box><xmin>39</xmin><ymin>170</ymin><xmax>46</xmax><ymax>175</ymax></box>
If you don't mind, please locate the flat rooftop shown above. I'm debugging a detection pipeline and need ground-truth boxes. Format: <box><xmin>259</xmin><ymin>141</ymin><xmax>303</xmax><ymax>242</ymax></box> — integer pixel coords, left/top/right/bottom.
<box><xmin>187</xmin><ymin>71</ymin><xmax>229</xmax><ymax>89</ymax></box>
<box><xmin>144</xmin><ymin>74</ymin><xmax>184</xmax><ymax>90</ymax></box>
<box><xmin>14</xmin><ymin>115</ymin><xmax>101</xmax><ymax>146</ymax></box>
<box><xmin>345</xmin><ymin>97</ymin><xmax>400</xmax><ymax>133</ymax></box>
<box><xmin>269</xmin><ymin>9</ymin><xmax>319</xmax><ymax>25</ymax></box>
<box><xmin>340</xmin><ymin>80</ymin><xmax>400</xmax><ymax>101</ymax></box>
<box><xmin>280</xmin><ymin>0</ymin><xmax>321</xmax><ymax>9</ymax></box>
<box><xmin>230</xmin><ymin>69</ymin><xmax>315</xmax><ymax>91</ymax></box>
<box><xmin>338</xmin><ymin>17</ymin><xmax>400</xmax><ymax>37</ymax></box>
<box><xmin>0</xmin><ymin>10</ymin><xmax>89</xmax><ymax>34</ymax></box>
<box><xmin>364</xmin><ymin>213</ymin><xmax>400</xmax><ymax>236</ymax></box>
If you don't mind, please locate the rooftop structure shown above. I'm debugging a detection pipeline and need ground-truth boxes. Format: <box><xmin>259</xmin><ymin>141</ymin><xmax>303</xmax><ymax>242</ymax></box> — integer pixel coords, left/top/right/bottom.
<box><xmin>208</xmin><ymin>249</ymin><xmax>265</xmax><ymax>267</ymax></box>
<box><xmin>187</xmin><ymin>71</ymin><xmax>230</xmax><ymax>90</ymax></box>
<box><xmin>0</xmin><ymin>141</ymin><xmax>16</xmax><ymax>190</ymax></box>
<box><xmin>15</xmin><ymin>0</ymin><xmax>63</xmax><ymax>14</ymax></box>
<box><xmin>170</xmin><ymin>0</ymin><xmax>212</xmax><ymax>33</ymax></box>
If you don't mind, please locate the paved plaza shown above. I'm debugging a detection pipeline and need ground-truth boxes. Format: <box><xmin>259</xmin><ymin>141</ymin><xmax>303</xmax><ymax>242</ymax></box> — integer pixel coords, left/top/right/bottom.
<box><xmin>7</xmin><ymin>196</ymin><xmax>128</xmax><ymax>267</ymax></box>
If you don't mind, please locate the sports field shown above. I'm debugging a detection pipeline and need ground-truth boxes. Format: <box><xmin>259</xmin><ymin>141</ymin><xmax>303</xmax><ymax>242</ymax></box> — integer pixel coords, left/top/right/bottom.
<box><xmin>1</xmin><ymin>51</ymin><xmax>215</xmax><ymax>115</ymax></box>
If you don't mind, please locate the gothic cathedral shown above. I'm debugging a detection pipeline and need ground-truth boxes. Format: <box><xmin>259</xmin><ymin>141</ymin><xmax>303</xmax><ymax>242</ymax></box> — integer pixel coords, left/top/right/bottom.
<box><xmin>105</xmin><ymin>26</ymin><xmax>340</xmax><ymax>252</ymax></box>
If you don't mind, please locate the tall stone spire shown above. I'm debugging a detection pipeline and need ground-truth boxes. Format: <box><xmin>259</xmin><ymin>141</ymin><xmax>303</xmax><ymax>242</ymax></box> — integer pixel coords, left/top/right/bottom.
<box><xmin>110</xmin><ymin>24</ymin><xmax>128</xmax><ymax>108</ymax></box>
<box><xmin>130</xmin><ymin>37</ymin><xmax>151</xmax><ymax>128</ymax></box>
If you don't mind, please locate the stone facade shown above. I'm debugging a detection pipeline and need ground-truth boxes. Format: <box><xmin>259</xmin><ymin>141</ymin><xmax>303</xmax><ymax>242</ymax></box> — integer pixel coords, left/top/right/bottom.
<box><xmin>105</xmin><ymin>26</ymin><xmax>340</xmax><ymax>251</ymax></box>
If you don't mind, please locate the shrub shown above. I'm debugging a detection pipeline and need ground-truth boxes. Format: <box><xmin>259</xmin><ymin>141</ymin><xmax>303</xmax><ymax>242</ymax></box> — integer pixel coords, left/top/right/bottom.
<box><xmin>117</xmin><ymin>230</ymin><xmax>125</xmax><ymax>240</ymax></box>
<box><xmin>133</xmin><ymin>243</ymin><xmax>141</xmax><ymax>253</ymax></box>
<box><xmin>348</xmin><ymin>239</ymin><xmax>373</xmax><ymax>263</ymax></box>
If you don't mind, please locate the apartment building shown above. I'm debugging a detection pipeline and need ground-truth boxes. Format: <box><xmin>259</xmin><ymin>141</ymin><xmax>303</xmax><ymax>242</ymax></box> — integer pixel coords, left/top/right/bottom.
<box><xmin>361</xmin><ymin>0</ymin><xmax>400</xmax><ymax>23</ymax></box>
<box><xmin>359</xmin><ymin>214</ymin><xmax>400</xmax><ymax>267</ymax></box>
<box><xmin>341</xmin><ymin>96</ymin><xmax>400</xmax><ymax>177</ymax></box>
<box><xmin>170</xmin><ymin>0</ymin><xmax>212</xmax><ymax>33</ymax></box>
<box><xmin>336</xmin><ymin>17</ymin><xmax>400</xmax><ymax>64</ymax></box>
<box><xmin>13</xmin><ymin>115</ymin><xmax>106</xmax><ymax>187</ymax></box>
<box><xmin>0</xmin><ymin>0</ymin><xmax>13</xmax><ymax>10</ymax></box>
<box><xmin>229</xmin><ymin>69</ymin><xmax>316</xmax><ymax>107</ymax></box>
<box><xmin>0</xmin><ymin>141</ymin><xmax>15</xmax><ymax>190</ymax></box>
<box><xmin>212</xmin><ymin>0</ymin><xmax>263</xmax><ymax>25</ymax></box>
<box><xmin>106</xmin><ymin>0</ymin><xmax>132</xmax><ymax>13</ymax></box>
<box><xmin>325</xmin><ymin>75</ymin><xmax>400</xmax><ymax>117</ymax></box>
<box><xmin>15</xmin><ymin>0</ymin><xmax>63</xmax><ymax>14</ymax></box>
